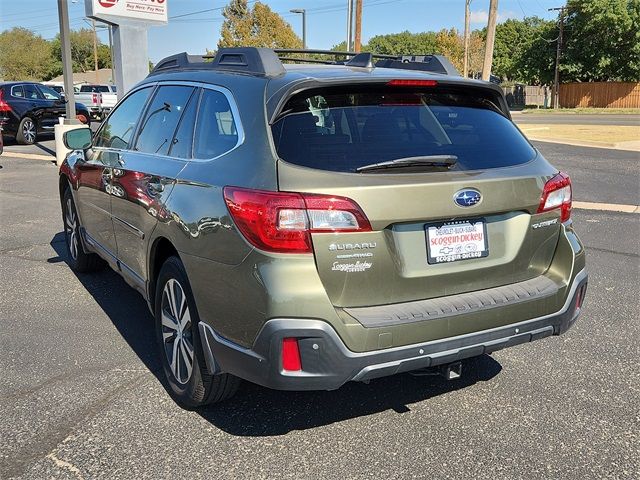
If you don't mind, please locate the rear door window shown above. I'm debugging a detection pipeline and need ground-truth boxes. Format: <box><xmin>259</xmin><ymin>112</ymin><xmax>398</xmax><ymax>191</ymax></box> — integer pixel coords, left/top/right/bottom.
<box><xmin>271</xmin><ymin>85</ymin><xmax>536</xmax><ymax>173</ymax></box>
<box><xmin>168</xmin><ymin>89</ymin><xmax>199</xmax><ymax>159</ymax></box>
<box><xmin>134</xmin><ymin>85</ymin><xmax>195</xmax><ymax>156</ymax></box>
<box><xmin>23</xmin><ymin>84</ymin><xmax>43</xmax><ymax>100</ymax></box>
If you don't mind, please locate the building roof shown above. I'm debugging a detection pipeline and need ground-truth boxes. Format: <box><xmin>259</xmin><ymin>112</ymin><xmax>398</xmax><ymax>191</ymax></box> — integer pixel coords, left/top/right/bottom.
<box><xmin>50</xmin><ymin>68</ymin><xmax>114</xmax><ymax>85</ymax></box>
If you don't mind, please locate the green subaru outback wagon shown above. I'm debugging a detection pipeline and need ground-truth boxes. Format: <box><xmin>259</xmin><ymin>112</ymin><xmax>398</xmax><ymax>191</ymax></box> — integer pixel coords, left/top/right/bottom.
<box><xmin>59</xmin><ymin>48</ymin><xmax>587</xmax><ymax>408</ymax></box>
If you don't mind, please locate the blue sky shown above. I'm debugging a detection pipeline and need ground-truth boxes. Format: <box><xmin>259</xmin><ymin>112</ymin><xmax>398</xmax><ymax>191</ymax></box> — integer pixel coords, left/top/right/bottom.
<box><xmin>0</xmin><ymin>0</ymin><xmax>561</xmax><ymax>64</ymax></box>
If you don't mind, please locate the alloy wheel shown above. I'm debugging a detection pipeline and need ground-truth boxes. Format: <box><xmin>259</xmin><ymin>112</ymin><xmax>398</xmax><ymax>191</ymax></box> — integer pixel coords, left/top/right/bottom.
<box><xmin>22</xmin><ymin>119</ymin><xmax>36</xmax><ymax>144</ymax></box>
<box><xmin>161</xmin><ymin>278</ymin><xmax>194</xmax><ymax>384</ymax></box>
<box><xmin>64</xmin><ymin>198</ymin><xmax>79</xmax><ymax>260</ymax></box>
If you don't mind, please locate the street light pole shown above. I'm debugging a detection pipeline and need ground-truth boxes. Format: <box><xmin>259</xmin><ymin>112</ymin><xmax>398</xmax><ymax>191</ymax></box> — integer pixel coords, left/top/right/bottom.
<box><xmin>290</xmin><ymin>9</ymin><xmax>306</xmax><ymax>50</ymax></box>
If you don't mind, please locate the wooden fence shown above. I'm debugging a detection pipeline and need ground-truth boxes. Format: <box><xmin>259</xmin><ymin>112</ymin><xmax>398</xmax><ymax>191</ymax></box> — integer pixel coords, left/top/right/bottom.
<box><xmin>502</xmin><ymin>85</ymin><xmax>550</xmax><ymax>108</ymax></box>
<box><xmin>559</xmin><ymin>82</ymin><xmax>640</xmax><ymax>108</ymax></box>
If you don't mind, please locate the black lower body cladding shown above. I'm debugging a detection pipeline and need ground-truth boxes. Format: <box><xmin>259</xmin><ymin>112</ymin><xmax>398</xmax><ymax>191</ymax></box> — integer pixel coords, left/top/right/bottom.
<box><xmin>199</xmin><ymin>269</ymin><xmax>587</xmax><ymax>391</ymax></box>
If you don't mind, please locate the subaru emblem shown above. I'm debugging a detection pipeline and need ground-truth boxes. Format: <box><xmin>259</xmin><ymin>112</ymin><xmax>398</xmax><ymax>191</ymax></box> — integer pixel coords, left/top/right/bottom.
<box><xmin>454</xmin><ymin>189</ymin><xmax>482</xmax><ymax>207</ymax></box>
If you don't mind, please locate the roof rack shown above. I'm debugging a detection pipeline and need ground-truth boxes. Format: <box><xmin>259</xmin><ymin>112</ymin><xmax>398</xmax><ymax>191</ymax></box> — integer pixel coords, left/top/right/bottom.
<box><xmin>150</xmin><ymin>47</ymin><xmax>286</xmax><ymax>77</ymax></box>
<box><xmin>150</xmin><ymin>47</ymin><xmax>460</xmax><ymax>78</ymax></box>
<box><xmin>274</xmin><ymin>49</ymin><xmax>460</xmax><ymax>76</ymax></box>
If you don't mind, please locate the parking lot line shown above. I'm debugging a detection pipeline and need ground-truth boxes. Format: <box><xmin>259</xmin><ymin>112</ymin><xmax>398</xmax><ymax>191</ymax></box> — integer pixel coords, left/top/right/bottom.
<box><xmin>2</xmin><ymin>152</ymin><xmax>54</xmax><ymax>161</ymax></box>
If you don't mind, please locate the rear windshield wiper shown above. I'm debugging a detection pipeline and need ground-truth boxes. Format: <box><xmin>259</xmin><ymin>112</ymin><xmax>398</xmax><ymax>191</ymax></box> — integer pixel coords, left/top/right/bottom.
<box><xmin>355</xmin><ymin>155</ymin><xmax>458</xmax><ymax>173</ymax></box>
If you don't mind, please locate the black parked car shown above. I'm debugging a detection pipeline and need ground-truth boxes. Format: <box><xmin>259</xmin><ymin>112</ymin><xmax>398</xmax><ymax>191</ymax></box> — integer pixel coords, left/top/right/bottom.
<box><xmin>0</xmin><ymin>82</ymin><xmax>91</xmax><ymax>145</ymax></box>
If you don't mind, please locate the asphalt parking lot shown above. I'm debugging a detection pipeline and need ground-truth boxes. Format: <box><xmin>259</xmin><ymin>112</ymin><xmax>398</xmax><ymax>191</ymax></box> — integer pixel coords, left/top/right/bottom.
<box><xmin>0</xmin><ymin>141</ymin><xmax>638</xmax><ymax>479</ymax></box>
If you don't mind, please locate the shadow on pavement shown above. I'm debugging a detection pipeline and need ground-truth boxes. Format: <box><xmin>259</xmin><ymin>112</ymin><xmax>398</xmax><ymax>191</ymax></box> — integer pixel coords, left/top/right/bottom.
<box><xmin>50</xmin><ymin>231</ymin><xmax>503</xmax><ymax>436</ymax></box>
<box><xmin>2</xmin><ymin>133</ymin><xmax>56</xmax><ymax>155</ymax></box>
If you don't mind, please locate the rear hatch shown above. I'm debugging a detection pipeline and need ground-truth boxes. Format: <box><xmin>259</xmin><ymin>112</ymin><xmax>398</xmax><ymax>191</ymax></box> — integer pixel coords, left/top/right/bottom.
<box><xmin>271</xmin><ymin>81</ymin><xmax>561</xmax><ymax>307</ymax></box>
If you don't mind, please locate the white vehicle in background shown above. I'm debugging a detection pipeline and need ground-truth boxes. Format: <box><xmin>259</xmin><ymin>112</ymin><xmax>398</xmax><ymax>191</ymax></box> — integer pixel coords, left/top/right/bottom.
<box><xmin>74</xmin><ymin>84</ymin><xmax>118</xmax><ymax>121</ymax></box>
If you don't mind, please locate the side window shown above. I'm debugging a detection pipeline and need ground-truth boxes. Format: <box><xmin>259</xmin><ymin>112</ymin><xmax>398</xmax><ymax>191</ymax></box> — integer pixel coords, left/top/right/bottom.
<box><xmin>134</xmin><ymin>85</ymin><xmax>194</xmax><ymax>156</ymax></box>
<box><xmin>11</xmin><ymin>85</ymin><xmax>24</xmax><ymax>98</ymax></box>
<box><xmin>193</xmin><ymin>89</ymin><xmax>238</xmax><ymax>159</ymax></box>
<box><xmin>23</xmin><ymin>84</ymin><xmax>43</xmax><ymax>100</ymax></box>
<box><xmin>168</xmin><ymin>90</ymin><xmax>199</xmax><ymax>159</ymax></box>
<box><xmin>37</xmin><ymin>85</ymin><xmax>61</xmax><ymax>100</ymax></box>
<box><xmin>94</xmin><ymin>87</ymin><xmax>152</xmax><ymax>150</ymax></box>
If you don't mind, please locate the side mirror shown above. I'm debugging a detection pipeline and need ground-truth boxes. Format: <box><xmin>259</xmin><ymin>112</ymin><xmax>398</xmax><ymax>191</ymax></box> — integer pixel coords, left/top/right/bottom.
<box><xmin>63</xmin><ymin>127</ymin><xmax>92</xmax><ymax>150</ymax></box>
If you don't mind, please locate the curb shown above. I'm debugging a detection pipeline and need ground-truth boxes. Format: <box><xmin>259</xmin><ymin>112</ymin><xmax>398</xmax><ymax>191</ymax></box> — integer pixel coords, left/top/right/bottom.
<box><xmin>573</xmin><ymin>201</ymin><xmax>639</xmax><ymax>214</ymax></box>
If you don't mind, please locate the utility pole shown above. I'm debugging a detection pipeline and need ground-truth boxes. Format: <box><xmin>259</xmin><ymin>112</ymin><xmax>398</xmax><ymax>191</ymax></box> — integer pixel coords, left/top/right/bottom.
<box><xmin>549</xmin><ymin>6</ymin><xmax>566</xmax><ymax>109</ymax></box>
<box><xmin>92</xmin><ymin>19</ymin><xmax>99</xmax><ymax>83</ymax></box>
<box><xmin>354</xmin><ymin>0</ymin><xmax>363</xmax><ymax>53</ymax></box>
<box><xmin>346</xmin><ymin>0</ymin><xmax>354</xmax><ymax>51</ymax></box>
<box><xmin>482</xmin><ymin>0</ymin><xmax>498</xmax><ymax>81</ymax></box>
<box><xmin>463</xmin><ymin>0</ymin><xmax>471</xmax><ymax>77</ymax></box>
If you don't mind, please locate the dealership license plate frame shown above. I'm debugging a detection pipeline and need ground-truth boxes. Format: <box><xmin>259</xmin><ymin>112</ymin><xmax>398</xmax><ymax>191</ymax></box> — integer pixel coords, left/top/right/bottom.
<box><xmin>425</xmin><ymin>218</ymin><xmax>489</xmax><ymax>265</ymax></box>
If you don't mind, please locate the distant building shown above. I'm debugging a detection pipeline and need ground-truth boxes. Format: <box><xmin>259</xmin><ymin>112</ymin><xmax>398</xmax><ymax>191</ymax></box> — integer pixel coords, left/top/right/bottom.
<box><xmin>50</xmin><ymin>68</ymin><xmax>114</xmax><ymax>85</ymax></box>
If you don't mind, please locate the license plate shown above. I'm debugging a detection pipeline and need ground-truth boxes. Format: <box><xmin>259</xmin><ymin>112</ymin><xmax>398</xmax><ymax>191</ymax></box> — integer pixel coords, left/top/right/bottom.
<box><xmin>426</xmin><ymin>219</ymin><xmax>489</xmax><ymax>264</ymax></box>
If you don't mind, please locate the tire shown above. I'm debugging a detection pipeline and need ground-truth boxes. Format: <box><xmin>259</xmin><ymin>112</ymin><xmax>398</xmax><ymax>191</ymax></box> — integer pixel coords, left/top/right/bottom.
<box><xmin>62</xmin><ymin>188</ymin><xmax>104</xmax><ymax>272</ymax></box>
<box><xmin>155</xmin><ymin>256</ymin><xmax>240</xmax><ymax>409</ymax></box>
<box><xmin>16</xmin><ymin>117</ymin><xmax>37</xmax><ymax>145</ymax></box>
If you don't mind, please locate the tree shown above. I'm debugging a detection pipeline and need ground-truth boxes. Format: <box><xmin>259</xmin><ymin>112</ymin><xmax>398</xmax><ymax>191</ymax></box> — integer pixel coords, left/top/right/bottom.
<box><xmin>562</xmin><ymin>0</ymin><xmax>640</xmax><ymax>82</ymax></box>
<box><xmin>50</xmin><ymin>28</ymin><xmax>112</xmax><ymax>75</ymax></box>
<box><xmin>218</xmin><ymin>0</ymin><xmax>301</xmax><ymax>49</ymax></box>
<box><xmin>0</xmin><ymin>28</ymin><xmax>52</xmax><ymax>80</ymax></box>
<box><xmin>365</xmin><ymin>31</ymin><xmax>438</xmax><ymax>56</ymax></box>
<box><xmin>492</xmin><ymin>17</ymin><xmax>556</xmax><ymax>83</ymax></box>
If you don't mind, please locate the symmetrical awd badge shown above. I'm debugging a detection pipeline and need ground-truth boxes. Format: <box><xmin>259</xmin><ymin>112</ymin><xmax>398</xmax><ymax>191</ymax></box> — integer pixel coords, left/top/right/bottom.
<box><xmin>454</xmin><ymin>189</ymin><xmax>482</xmax><ymax>207</ymax></box>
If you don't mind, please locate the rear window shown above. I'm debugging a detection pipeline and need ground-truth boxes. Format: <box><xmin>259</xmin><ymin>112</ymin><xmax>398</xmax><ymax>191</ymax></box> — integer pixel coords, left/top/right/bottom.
<box><xmin>80</xmin><ymin>85</ymin><xmax>110</xmax><ymax>93</ymax></box>
<box><xmin>271</xmin><ymin>85</ymin><xmax>536</xmax><ymax>173</ymax></box>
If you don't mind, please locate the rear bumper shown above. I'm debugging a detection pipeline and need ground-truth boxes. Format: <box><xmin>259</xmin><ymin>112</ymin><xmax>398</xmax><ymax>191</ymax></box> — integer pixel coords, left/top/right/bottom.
<box><xmin>199</xmin><ymin>269</ymin><xmax>587</xmax><ymax>391</ymax></box>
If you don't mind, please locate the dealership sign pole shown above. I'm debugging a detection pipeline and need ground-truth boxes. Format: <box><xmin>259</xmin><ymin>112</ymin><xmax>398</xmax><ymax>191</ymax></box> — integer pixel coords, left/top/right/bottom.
<box><xmin>85</xmin><ymin>0</ymin><xmax>168</xmax><ymax>94</ymax></box>
<box><xmin>57</xmin><ymin>0</ymin><xmax>79</xmax><ymax>124</ymax></box>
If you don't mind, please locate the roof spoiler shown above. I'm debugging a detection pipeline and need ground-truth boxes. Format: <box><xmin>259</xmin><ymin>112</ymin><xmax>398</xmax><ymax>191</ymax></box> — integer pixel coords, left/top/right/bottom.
<box><xmin>150</xmin><ymin>47</ymin><xmax>460</xmax><ymax>77</ymax></box>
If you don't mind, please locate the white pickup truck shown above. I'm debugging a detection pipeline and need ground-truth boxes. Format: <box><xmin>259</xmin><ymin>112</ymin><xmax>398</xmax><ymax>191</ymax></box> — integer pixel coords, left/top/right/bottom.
<box><xmin>74</xmin><ymin>84</ymin><xmax>118</xmax><ymax>121</ymax></box>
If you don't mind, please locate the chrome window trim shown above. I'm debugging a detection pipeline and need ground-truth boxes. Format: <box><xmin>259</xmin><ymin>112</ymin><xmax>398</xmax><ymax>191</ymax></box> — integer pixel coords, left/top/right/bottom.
<box><xmin>152</xmin><ymin>80</ymin><xmax>245</xmax><ymax>163</ymax></box>
<box><xmin>92</xmin><ymin>80</ymin><xmax>244</xmax><ymax>163</ymax></box>
<box><xmin>10</xmin><ymin>85</ymin><xmax>25</xmax><ymax>98</ymax></box>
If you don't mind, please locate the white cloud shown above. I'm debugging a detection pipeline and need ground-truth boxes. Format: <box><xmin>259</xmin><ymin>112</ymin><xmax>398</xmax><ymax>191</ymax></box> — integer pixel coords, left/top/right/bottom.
<box><xmin>470</xmin><ymin>10</ymin><xmax>519</xmax><ymax>25</ymax></box>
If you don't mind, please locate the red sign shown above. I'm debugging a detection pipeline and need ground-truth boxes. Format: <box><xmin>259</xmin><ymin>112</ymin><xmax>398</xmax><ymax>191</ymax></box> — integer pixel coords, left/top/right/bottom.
<box><xmin>98</xmin><ymin>0</ymin><xmax>118</xmax><ymax>7</ymax></box>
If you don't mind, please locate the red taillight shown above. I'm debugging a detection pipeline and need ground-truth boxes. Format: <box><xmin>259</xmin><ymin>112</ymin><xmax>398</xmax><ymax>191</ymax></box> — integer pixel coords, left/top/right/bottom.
<box><xmin>537</xmin><ymin>172</ymin><xmax>572</xmax><ymax>222</ymax></box>
<box><xmin>387</xmin><ymin>79</ymin><xmax>438</xmax><ymax>87</ymax></box>
<box><xmin>0</xmin><ymin>90</ymin><xmax>12</xmax><ymax>112</ymax></box>
<box><xmin>282</xmin><ymin>338</ymin><xmax>302</xmax><ymax>371</ymax></box>
<box><xmin>223</xmin><ymin>186</ymin><xmax>371</xmax><ymax>254</ymax></box>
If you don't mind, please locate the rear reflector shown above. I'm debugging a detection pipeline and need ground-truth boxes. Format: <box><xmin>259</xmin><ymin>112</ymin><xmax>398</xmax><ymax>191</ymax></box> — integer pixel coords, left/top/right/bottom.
<box><xmin>537</xmin><ymin>172</ymin><xmax>572</xmax><ymax>222</ymax></box>
<box><xmin>387</xmin><ymin>79</ymin><xmax>438</xmax><ymax>87</ymax></box>
<box><xmin>223</xmin><ymin>186</ymin><xmax>371</xmax><ymax>254</ymax></box>
<box><xmin>282</xmin><ymin>338</ymin><xmax>302</xmax><ymax>371</ymax></box>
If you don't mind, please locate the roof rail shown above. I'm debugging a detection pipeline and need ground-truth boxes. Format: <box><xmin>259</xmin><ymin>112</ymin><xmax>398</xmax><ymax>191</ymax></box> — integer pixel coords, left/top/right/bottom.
<box><xmin>150</xmin><ymin>47</ymin><xmax>460</xmax><ymax>78</ymax></box>
<box><xmin>273</xmin><ymin>49</ymin><xmax>460</xmax><ymax>76</ymax></box>
<box><xmin>150</xmin><ymin>47</ymin><xmax>286</xmax><ymax>77</ymax></box>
